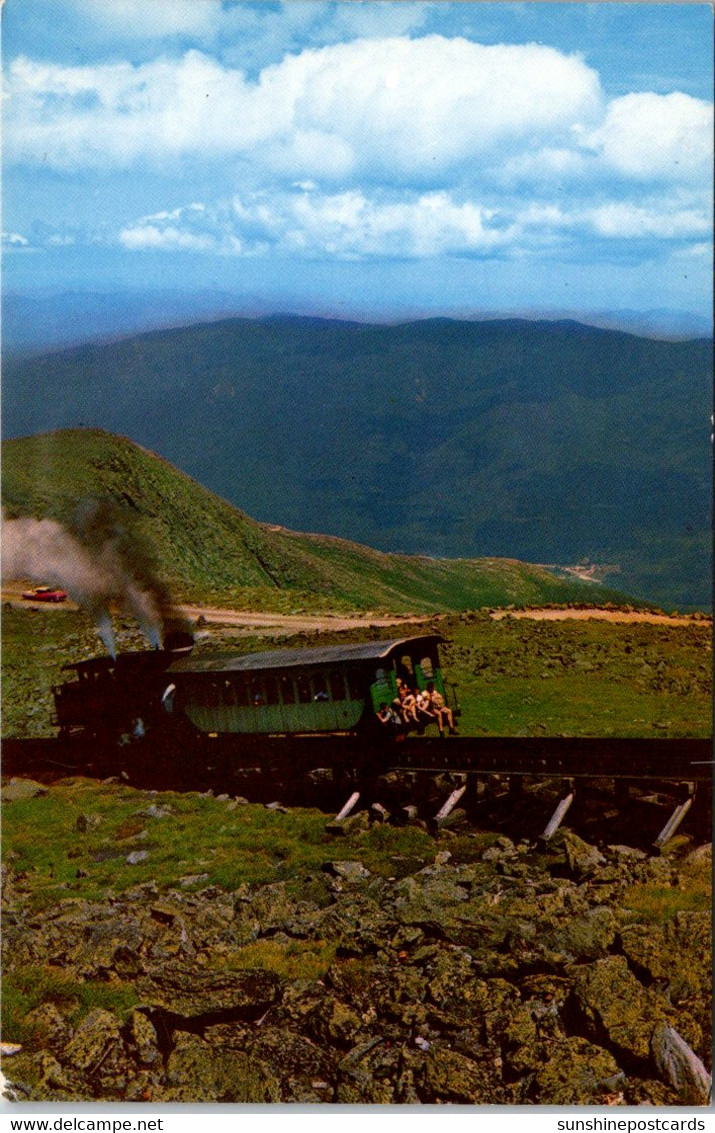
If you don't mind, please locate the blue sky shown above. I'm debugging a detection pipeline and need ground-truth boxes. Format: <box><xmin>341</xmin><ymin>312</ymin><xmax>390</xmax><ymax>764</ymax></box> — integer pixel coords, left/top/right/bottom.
<box><xmin>3</xmin><ymin>1</ymin><xmax>713</xmax><ymax>319</ymax></box>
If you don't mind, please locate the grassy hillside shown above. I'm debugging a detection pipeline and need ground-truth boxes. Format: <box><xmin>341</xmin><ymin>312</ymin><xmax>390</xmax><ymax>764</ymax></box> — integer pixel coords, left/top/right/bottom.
<box><xmin>3</xmin><ymin>315</ymin><xmax>711</xmax><ymax>608</ymax></box>
<box><xmin>2</xmin><ymin>429</ymin><xmax>637</xmax><ymax>614</ymax></box>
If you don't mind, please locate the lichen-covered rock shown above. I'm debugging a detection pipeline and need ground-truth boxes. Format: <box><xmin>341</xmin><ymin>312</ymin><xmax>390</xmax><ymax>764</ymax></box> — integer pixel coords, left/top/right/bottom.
<box><xmin>69</xmin><ymin>916</ymin><xmax>144</xmax><ymax>977</ymax></box>
<box><xmin>393</xmin><ymin>869</ymin><xmax>470</xmax><ymax>929</ymax></box>
<box><xmin>138</xmin><ymin>965</ymin><xmax>282</xmax><ymax>1017</ymax></box>
<box><xmin>336</xmin><ymin>1037</ymin><xmax>397</xmax><ymax>1104</ymax></box>
<box><xmin>322</xmin><ymin>860</ymin><xmax>371</xmax><ymax>883</ymax></box>
<box><xmin>620</xmin><ymin>911</ymin><xmax>711</xmax><ymax>1003</ymax></box>
<box><xmin>75</xmin><ymin>813</ymin><xmax>102</xmax><ymax>833</ymax></box>
<box><xmin>552</xmin><ymin>830</ymin><xmax>606</xmax><ymax>878</ymax></box>
<box><xmin>22</xmin><ymin>1003</ymin><xmax>72</xmax><ymax>1051</ymax></box>
<box><xmin>125</xmin><ymin>1010</ymin><xmax>160</xmax><ymax>1067</ymax></box>
<box><xmin>163</xmin><ymin>1032</ymin><xmax>281</xmax><ymax>1102</ymax></box>
<box><xmin>62</xmin><ymin>1008</ymin><xmax>124</xmax><ymax>1075</ymax></box>
<box><xmin>1</xmin><ymin>779</ymin><xmax>48</xmax><ymax>802</ymax></box>
<box><xmin>306</xmin><ymin>996</ymin><xmax>364</xmax><ymax>1047</ymax></box>
<box><xmin>246</xmin><ymin>1026</ymin><xmax>336</xmax><ymax>1102</ymax></box>
<box><xmin>571</xmin><ymin>955</ymin><xmax>661</xmax><ymax>1063</ymax></box>
<box><xmin>532</xmin><ymin>1036</ymin><xmax>624</xmax><ymax>1104</ymax></box>
<box><xmin>420</xmin><ymin>1046</ymin><xmax>495</xmax><ymax>1103</ymax></box>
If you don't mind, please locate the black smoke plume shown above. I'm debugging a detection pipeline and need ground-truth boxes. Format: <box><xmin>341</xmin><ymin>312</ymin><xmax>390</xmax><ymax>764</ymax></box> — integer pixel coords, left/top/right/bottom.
<box><xmin>2</xmin><ymin>499</ymin><xmax>190</xmax><ymax>656</ymax></box>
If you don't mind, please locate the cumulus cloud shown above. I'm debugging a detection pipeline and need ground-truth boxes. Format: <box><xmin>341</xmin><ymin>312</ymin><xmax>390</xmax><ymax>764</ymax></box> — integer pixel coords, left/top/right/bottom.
<box><xmin>587</xmin><ymin>201</ymin><xmax>711</xmax><ymax>240</ymax></box>
<box><xmin>6</xmin><ymin>32</ymin><xmax>711</xmax><ymax>267</ymax></box>
<box><xmin>5</xmin><ymin>37</ymin><xmax>604</xmax><ymax>179</ymax></box>
<box><xmin>589</xmin><ymin>91</ymin><xmax>713</xmax><ymax>182</ymax></box>
<box><xmin>119</xmin><ymin>189</ymin><xmax>510</xmax><ymax>259</ymax></box>
<box><xmin>116</xmin><ymin>182</ymin><xmax>711</xmax><ymax>263</ymax></box>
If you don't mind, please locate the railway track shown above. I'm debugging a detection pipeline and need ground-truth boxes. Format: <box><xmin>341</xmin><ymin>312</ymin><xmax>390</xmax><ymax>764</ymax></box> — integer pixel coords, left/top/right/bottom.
<box><xmin>4</xmin><ymin>734</ymin><xmax>710</xmax><ymax>779</ymax></box>
<box><xmin>3</xmin><ymin>734</ymin><xmax>711</xmax><ymax>846</ymax></box>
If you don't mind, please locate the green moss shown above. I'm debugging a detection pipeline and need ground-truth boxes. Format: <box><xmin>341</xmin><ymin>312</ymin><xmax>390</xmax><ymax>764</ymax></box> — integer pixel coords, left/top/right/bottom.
<box><xmin>623</xmin><ymin>859</ymin><xmax>712</xmax><ymax>925</ymax></box>
<box><xmin>2</xmin><ymin>964</ymin><xmax>139</xmax><ymax>1047</ymax></box>
<box><xmin>211</xmin><ymin>939</ymin><xmax>338</xmax><ymax>981</ymax></box>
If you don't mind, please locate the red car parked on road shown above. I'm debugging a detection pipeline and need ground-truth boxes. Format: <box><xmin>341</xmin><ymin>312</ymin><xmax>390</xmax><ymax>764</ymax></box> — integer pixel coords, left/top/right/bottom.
<box><xmin>21</xmin><ymin>586</ymin><xmax>68</xmax><ymax>603</ymax></box>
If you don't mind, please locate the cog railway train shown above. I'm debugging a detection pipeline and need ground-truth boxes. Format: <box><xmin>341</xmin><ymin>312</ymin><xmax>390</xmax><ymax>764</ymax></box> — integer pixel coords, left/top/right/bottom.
<box><xmin>52</xmin><ymin>633</ymin><xmax>461</xmax><ymax>747</ymax></box>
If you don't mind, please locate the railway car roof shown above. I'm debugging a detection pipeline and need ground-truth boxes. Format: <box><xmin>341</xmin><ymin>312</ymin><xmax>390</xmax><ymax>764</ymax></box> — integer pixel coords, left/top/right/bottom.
<box><xmin>167</xmin><ymin>635</ymin><xmax>444</xmax><ymax>675</ymax></box>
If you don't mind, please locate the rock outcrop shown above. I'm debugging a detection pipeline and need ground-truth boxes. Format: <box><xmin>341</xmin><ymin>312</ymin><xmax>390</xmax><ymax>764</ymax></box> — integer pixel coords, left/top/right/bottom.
<box><xmin>2</xmin><ymin>800</ymin><xmax>711</xmax><ymax>1106</ymax></box>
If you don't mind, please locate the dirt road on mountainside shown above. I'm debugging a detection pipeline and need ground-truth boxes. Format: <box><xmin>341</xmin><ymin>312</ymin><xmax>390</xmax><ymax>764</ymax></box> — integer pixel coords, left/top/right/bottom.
<box><xmin>490</xmin><ymin>608</ymin><xmax>709</xmax><ymax>626</ymax></box>
<box><xmin>5</xmin><ymin>583</ymin><xmax>707</xmax><ymax>632</ymax></box>
<box><xmin>2</xmin><ymin>583</ymin><xmax>432</xmax><ymax>636</ymax></box>
<box><xmin>177</xmin><ymin>605</ymin><xmax>433</xmax><ymax>636</ymax></box>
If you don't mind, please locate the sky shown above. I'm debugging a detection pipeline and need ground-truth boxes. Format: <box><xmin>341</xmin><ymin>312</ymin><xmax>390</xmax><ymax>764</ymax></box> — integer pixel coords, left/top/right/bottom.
<box><xmin>2</xmin><ymin>0</ymin><xmax>713</xmax><ymax>320</ymax></box>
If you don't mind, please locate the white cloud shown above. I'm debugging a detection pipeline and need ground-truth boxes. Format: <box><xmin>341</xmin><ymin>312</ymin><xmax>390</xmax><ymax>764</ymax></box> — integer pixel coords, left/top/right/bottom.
<box><xmin>6</xmin><ymin>32</ymin><xmax>711</xmax><ymax>270</ymax></box>
<box><xmin>9</xmin><ymin>36</ymin><xmax>710</xmax><ymax>202</ymax></box>
<box><xmin>118</xmin><ymin>223</ymin><xmax>217</xmax><ymax>253</ymax></box>
<box><xmin>115</xmin><ymin>180</ymin><xmax>712</xmax><ymax>263</ymax></box>
<box><xmin>5</xmin><ymin>37</ymin><xmax>603</xmax><ymax>179</ymax></box>
<box><xmin>118</xmin><ymin>188</ymin><xmax>510</xmax><ymax>260</ymax></box>
<box><xmin>588</xmin><ymin>201</ymin><xmax>711</xmax><ymax>240</ymax></box>
<box><xmin>1</xmin><ymin>231</ymin><xmax>30</xmax><ymax>246</ymax></box>
<box><xmin>589</xmin><ymin>92</ymin><xmax>713</xmax><ymax>181</ymax></box>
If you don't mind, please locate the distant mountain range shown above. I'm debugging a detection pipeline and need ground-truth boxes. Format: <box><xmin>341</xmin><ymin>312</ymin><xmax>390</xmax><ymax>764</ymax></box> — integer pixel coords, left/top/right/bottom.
<box><xmin>2</xmin><ymin>290</ymin><xmax>712</xmax><ymax>353</ymax></box>
<box><xmin>3</xmin><ymin>315</ymin><xmax>711</xmax><ymax>609</ymax></box>
<box><xmin>2</xmin><ymin>429</ymin><xmax>636</xmax><ymax>614</ymax></box>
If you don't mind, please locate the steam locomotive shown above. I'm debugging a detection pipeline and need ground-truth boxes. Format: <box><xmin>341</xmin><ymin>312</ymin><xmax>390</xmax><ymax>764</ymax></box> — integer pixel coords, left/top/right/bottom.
<box><xmin>52</xmin><ymin>633</ymin><xmax>460</xmax><ymax>746</ymax></box>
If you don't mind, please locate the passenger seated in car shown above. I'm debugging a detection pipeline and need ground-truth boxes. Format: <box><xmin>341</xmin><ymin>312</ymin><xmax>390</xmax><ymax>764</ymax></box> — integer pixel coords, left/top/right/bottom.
<box><xmin>425</xmin><ymin>682</ymin><xmax>457</xmax><ymax>736</ymax></box>
<box><xmin>376</xmin><ymin>702</ymin><xmax>403</xmax><ymax>730</ymax></box>
<box><xmin>399</xmin><ymin>687</ymin><xmax>420</xmax><ymax>726</ymax></box>
<box><xmin>415</xmin><ymin>688</ymin><xmax>435</xmax><ymax>722</ymax></box>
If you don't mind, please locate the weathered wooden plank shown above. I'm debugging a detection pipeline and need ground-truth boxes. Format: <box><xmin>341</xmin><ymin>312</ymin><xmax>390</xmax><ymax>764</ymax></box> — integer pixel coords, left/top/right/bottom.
<box><xmin>654</xmin><ymin>796</ymin><xmax>693</xmax><ymax>848</ymax></box>
<box><xmin>541</xmin><ymin>792</ymin><xmax>575</xmax><ymax>840</ymax></box>
<box><xmin>435</xmin><ymin>783</ymin><xmax>467</xmax><ymax>823</ymax></box>
<box><xmin>334</xmin><ymin>791</ymin><xmax>361</xmax><ymax>822</ymax></box>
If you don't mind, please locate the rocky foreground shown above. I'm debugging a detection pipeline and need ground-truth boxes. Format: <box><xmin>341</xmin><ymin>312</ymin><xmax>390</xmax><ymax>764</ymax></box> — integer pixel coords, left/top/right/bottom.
<box><xmin>2</xmin><ymin>788</ymin><xmax>711</xmax><ymax>1108</ymax></box>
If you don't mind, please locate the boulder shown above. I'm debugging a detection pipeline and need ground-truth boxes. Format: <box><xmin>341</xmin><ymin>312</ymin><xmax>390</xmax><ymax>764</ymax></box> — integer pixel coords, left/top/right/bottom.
<box><xmin>533</xmin><ymin>1036</ymin><xmax>624</xmax><ymax>1104</ymax></box>
<box><xmin>126</xmin><ymin>1010</ymin><xmax>160</xmax><ymax>1067</ymax></box>
<box><xmin>62</xmin><ymin>1008</ymin><xmax>124</xmax><ymax>1074</ymax></box>
<box><xmin>555</xmin><ymin>830</ymin><xmax>606</xmax><ymax>878</ymax></box>
<box><xmin>322</xmin><ymin>861</ymin><xmax>371</xmax><ymax>883</ymax></box>
<box><xmin>1</xmin><ymin>779</ymin><xmax>48</xmax><ymax>802</ymax></box>
<box><xmin>138</xmin><ymin>965</ymin><xmax>282</xmax><ymax>1017</ymax></box>
<box><xmin>336</xmin><ymin>1037</ymin><xmax>399</xmax><ymax>1104</ymax></box>
<box><xmin>306</xmin><ymin>996</ymin><xmax>364</xmax><ymax>1047</ymax></box>
<box><xmin>22</xmin><ymin>1002</ymin><xmax>72</xmax><ymax>1051</ymax></box>
<box><xmin>620</xmin><ymin>912</ymin><xmax>711</xmax><ymax>1003</ymax></box>
<box><xmin>163</xmin><ymin>1032</ymin><xmax>280</xmax><ymax>1102</ymax></box>
<box><xmin>75</xmin><ymin>813</ymin><xmax>102</xmax><ymax>833</ymax></box>
<box><xmin>571</xmin><ymin>955</ymin><xmax>660</xmax><ymax>1063</ymax></box>
<box><xmin>247</xmin><ymin>1026</ymin><xmax>336</xmax><ymax>1101</ymax></box>
<box><xmin>421</xmin><ymin>1046</ymin><xmax>494</xmax><ymax>1103</ymax></box>
<box><xmin>651</xmin><ymin>1023</ymin><xmax>712</xmax><ymax>1105</ymax></box>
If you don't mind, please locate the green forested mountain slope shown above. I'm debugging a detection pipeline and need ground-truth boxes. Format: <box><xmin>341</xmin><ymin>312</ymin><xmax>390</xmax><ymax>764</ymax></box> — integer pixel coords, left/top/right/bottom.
<box><xmin>3</xmin><ymin>316</ymin><xmax>711</xmax><ymax>607</ymax></box>
<box><xmin>2</xmin><ymin>429</ymin><xmax>638</xmax><ymax>614</ymax></box>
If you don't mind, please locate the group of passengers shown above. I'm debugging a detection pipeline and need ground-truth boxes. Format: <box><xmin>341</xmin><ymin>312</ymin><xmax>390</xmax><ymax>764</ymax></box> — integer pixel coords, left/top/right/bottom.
<box><xmin>376</xmin><ymin>677</ymin><xmax>457</xmax><ymax>737</ymax></box>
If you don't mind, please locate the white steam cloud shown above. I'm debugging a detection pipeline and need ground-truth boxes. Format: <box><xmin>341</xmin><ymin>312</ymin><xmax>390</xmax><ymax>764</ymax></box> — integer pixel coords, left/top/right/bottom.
<box><xmin>1</xmin><ymin>509</ymin><xmax>169</xmax><ymax>656</ymax></box>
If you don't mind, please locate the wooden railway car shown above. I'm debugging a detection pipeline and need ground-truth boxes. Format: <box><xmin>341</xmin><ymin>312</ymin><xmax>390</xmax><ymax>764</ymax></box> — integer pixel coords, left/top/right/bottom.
<box><xmin>51</xmin><ymin>634</ymin><xmax>460</xmax><ymax>743</ymax></box>
<box><xmin>167</xmin><ymin>635</ymin><xmax>460</xmax><ymax>737</ymax></box>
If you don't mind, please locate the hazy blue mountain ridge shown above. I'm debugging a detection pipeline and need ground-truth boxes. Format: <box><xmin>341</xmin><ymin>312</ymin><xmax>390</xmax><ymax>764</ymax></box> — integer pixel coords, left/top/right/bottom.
<box><xmin>3</xmin><ymin>315</ymin><xmax>711</xmax><ymax>609</ymax></box>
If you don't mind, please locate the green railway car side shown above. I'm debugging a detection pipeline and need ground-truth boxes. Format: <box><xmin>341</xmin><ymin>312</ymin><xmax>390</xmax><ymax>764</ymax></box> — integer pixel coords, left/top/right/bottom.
<box><xmin>169</xmin><ymin>635</ymin><xmax>457</xmax><ymax>737</ymax></box>
<box><xmin>52</xmin><ymin>635</ymin><xmax>460</xmax><ymax>743</ymax></box>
